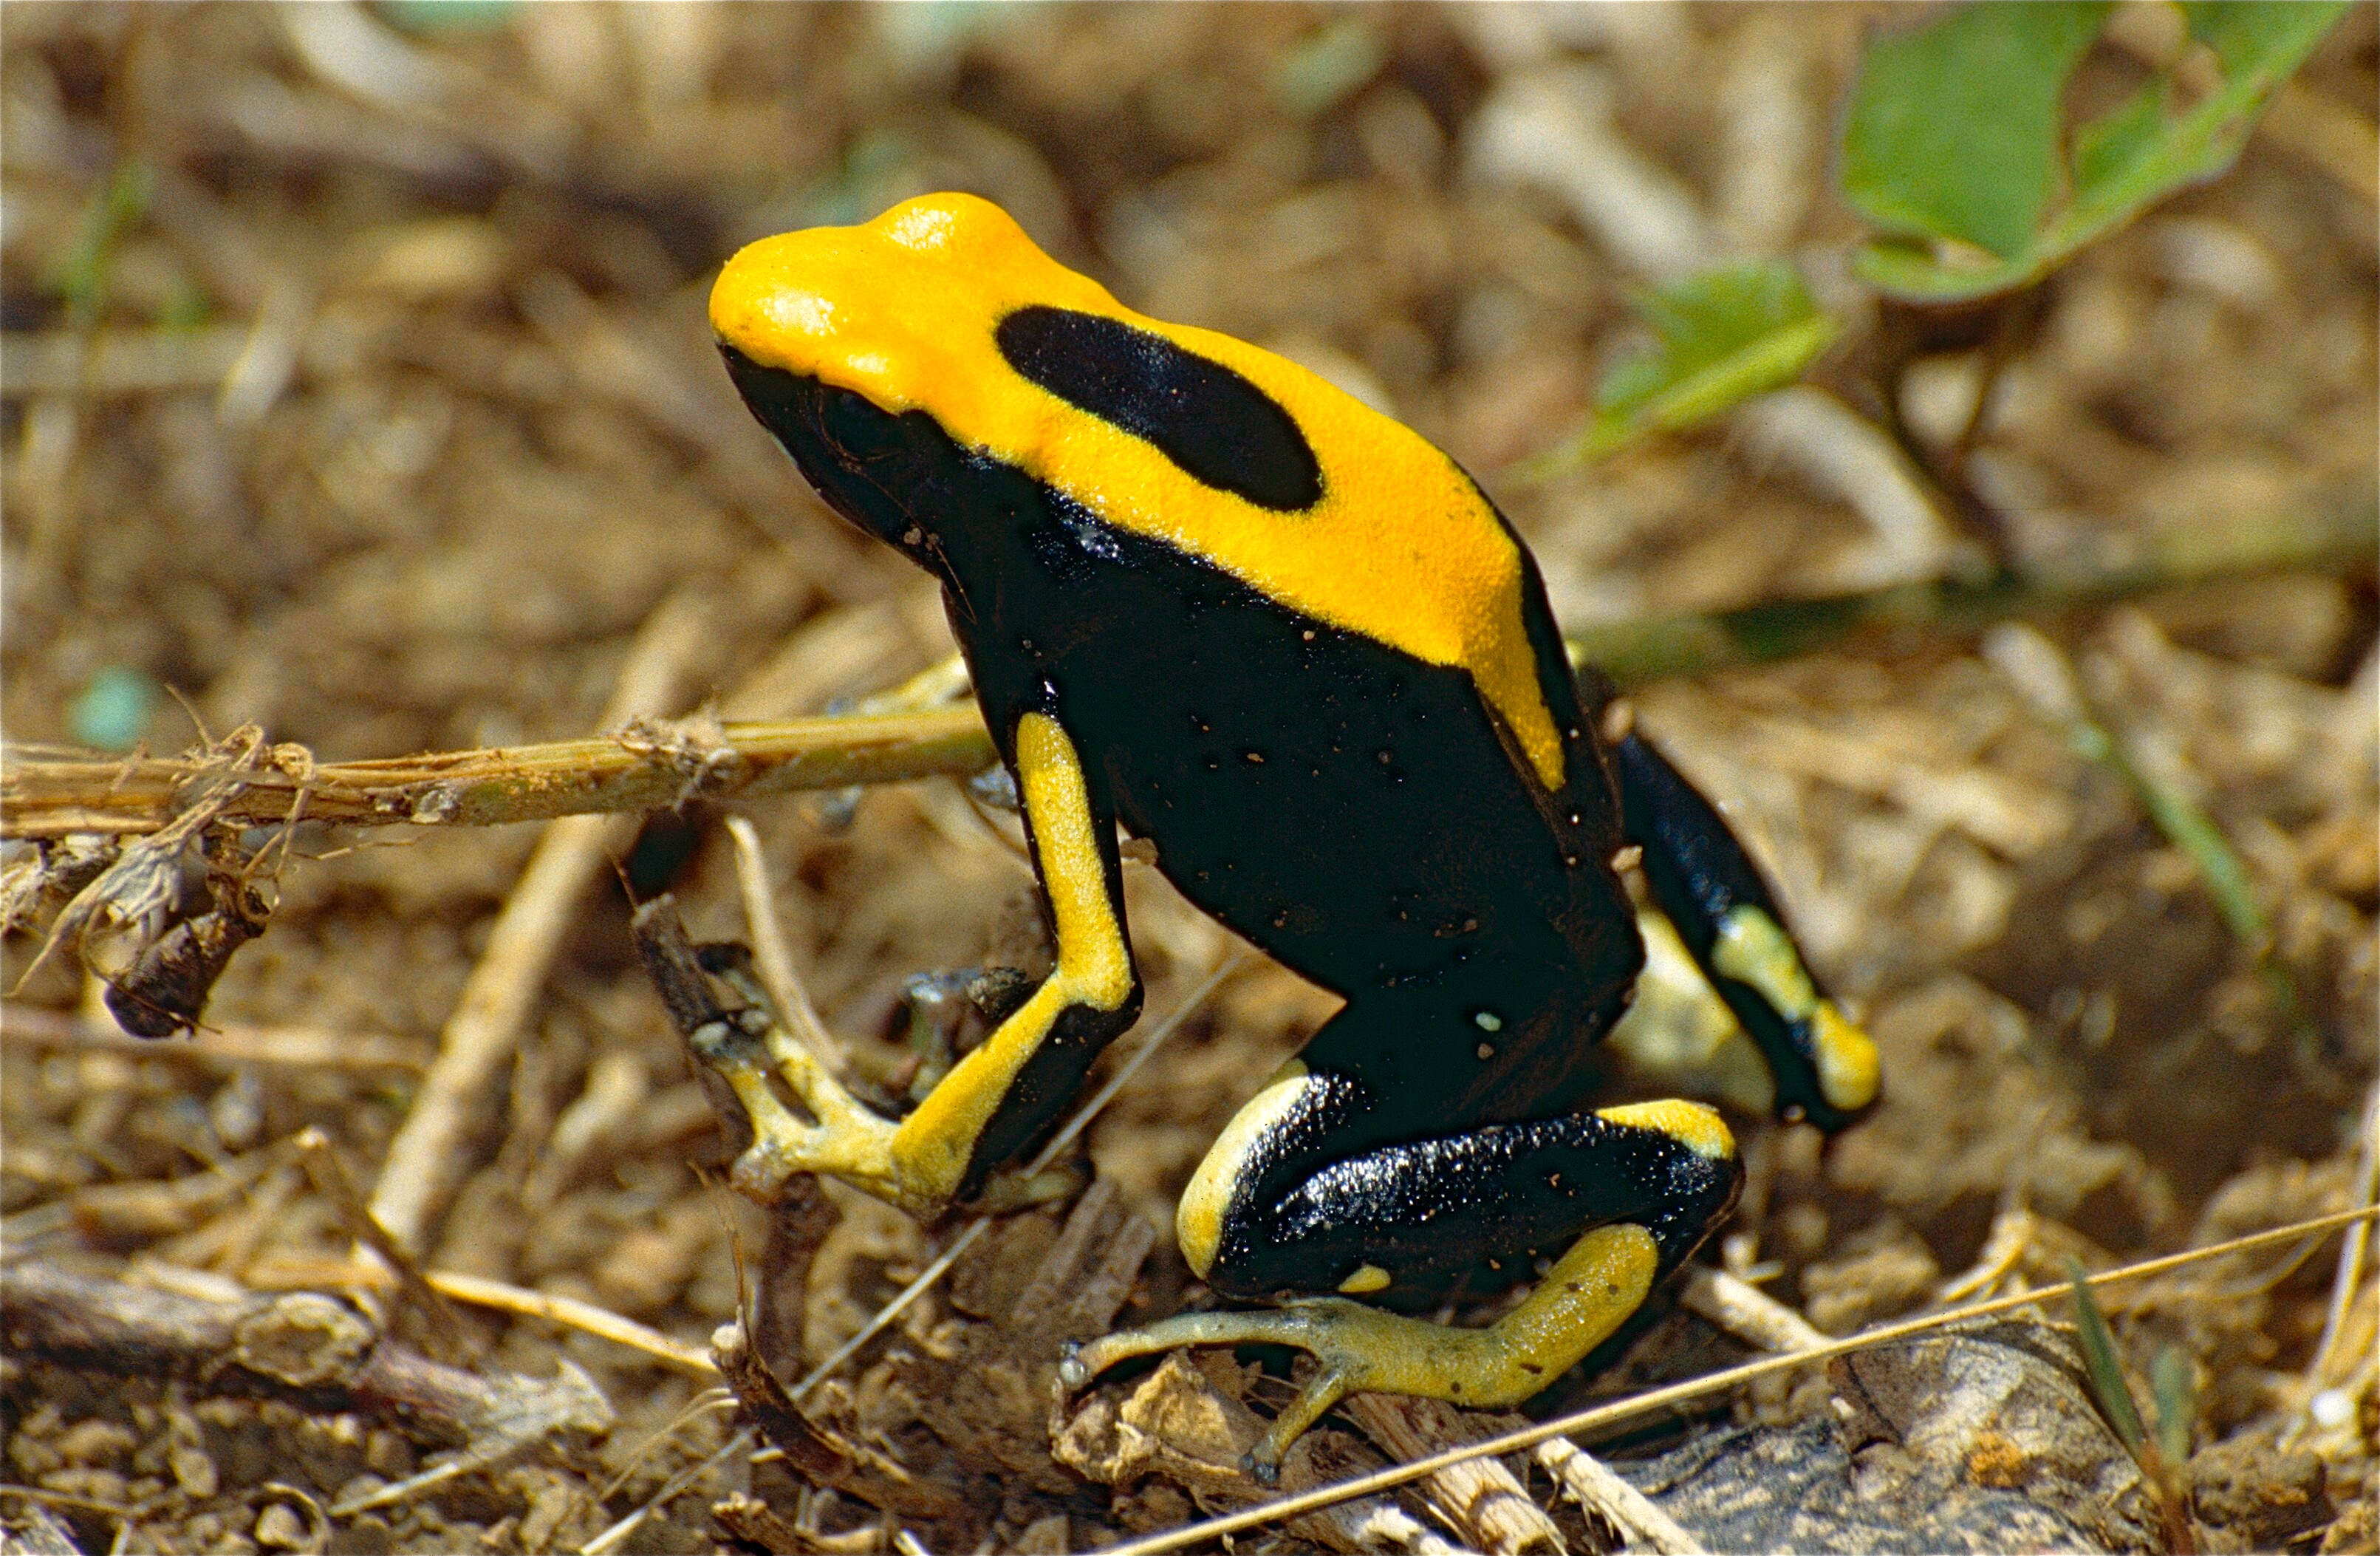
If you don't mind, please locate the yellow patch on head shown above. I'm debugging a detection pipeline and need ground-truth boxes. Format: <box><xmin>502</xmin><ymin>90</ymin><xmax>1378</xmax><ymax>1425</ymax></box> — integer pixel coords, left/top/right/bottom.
<box><xmin>1596</xmin><ymin>1099</ymin><xmax>1737</xmax><ymax>1161</ymax></box>
<box><xmin>711</xmin><ymin>193</ymin><xmax>1565</xmax><ymax>791</ymax></box>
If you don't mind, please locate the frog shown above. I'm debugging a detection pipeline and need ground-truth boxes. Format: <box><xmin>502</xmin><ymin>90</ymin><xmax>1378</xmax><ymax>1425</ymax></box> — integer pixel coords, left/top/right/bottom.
<box><xmin>698</xmin><ymin>191</ymin><xmax>1879</xmax><ymax>1478</ymax></box>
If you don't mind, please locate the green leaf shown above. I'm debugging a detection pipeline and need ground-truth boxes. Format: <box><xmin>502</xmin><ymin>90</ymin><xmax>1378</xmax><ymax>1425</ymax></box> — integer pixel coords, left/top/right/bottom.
<box><xmin>2068</xmin><ymin>1256</ymin><xmax>2150</xmax><ymax>1458</ymax></box>
<box><xmin>1840</xmin><ymin>2</ymin><xmax>2110</xmax><ymax>260</ymax></box>
<box><xmin>2181</xmin><ymin>0</ymin><xmax>2341</xmax><ymax>80</ymax></box>
<box><xmin>2073</xmin><ymin>78</ymin><xmax>2171</xmax><ymax>199</ymax></box>
<box><xmin>1519</xmin><ymin>262</ymin><xmax>1840</xmax><ymax>478</ymax></box>
<box><xmin>1844</xmin><ymin>0</ymin><xmax>2350</xmax><ymax>303</ymax></box>
<box><xmin>47</xmin><ymin>161</ymin><xmax>153</xmax><ymax>332</ymax></box>
<box><xmin>71</xmin><ymin>665</ymin><xmax>160</xmax><ymax>754</ymax></box>
<box><xmin>374</xmin><ymin>0</ymin><xmax>517</xmax><ymax>35</ymax></box>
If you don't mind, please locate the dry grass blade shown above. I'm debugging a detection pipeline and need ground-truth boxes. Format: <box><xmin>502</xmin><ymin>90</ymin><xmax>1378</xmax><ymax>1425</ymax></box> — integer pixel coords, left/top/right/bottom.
<box><xmin>1339</xmin><ymin>1395</ymin><xmax>1562</xmax><ymax>1554</ymax></box>
<box><xmin>2308</xmin><ymin>1079</ymin><xmax>2379</xmax><ymax>1386</ymax></box>
<box><xmin>421</xmin><ymin>1271</ymin><xmax>718</xmax><ymax>1377</ymax></box>
<box><xmin>0</xmin><ymin>1002</ymin><xmax>429</xmax><ymax>1069</ymax></box>
<box><xmin>1680</xmin><ymin>1265</ymin><xmax>1829</xmax><ymax>1353</ymax></box>
<box><xmin>365</xmin><ymin>589</ymin><xmax>705</xmax><ymax>1259</ymax></box>
<box><xmin>723</xmin><ymin>813</ymin><xmax>847</xmax><ymax>1078</ymax></box>
<box><xmin>578</xmin><ymin>1426</ymin><xmax>754</xmax><ymax>1556</ymax></box>
<box><xmin>1534</xmin><ymin>1436</ymin><xmax>1710</xmax><ymax>1556</ymax></box>
<box><xmin>290</xmin><ymin>1126</ymin><xmax>472</xmax><ymax>1367</ymax></box>
<box><xmin>1091</xmin><ymin>1207</ymin><xmax>2379</xmax><ymax>1556</ymax></box>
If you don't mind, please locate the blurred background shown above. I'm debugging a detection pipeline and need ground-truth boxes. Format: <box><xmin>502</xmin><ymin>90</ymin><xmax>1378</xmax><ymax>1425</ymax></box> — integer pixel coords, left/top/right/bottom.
<box><xmin>3</xmin><ymin>5</ymin><xmax>2373</xmax><ymax>1552</ymax></box>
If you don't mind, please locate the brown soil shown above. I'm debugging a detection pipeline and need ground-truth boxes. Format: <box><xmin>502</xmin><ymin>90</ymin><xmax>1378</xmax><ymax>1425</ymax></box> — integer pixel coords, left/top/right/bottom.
<box><xmin>4</xmin><ymin>6</ymin><xmax>2373</xmax><ymax>1553</ymax></box>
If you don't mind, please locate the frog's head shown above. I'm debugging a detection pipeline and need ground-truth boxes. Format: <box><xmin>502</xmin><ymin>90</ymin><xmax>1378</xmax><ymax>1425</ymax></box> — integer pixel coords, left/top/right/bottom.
<box><xmin>712</xmin><ymin>192</ymin><xmax>1335</xmax><ymax>562</ymax></box>
<box><xmin>713</xmin><ymin>340</ymin><xmax>959</xmax><ymax>564</ymax></box>
<box><xmin>711</xmin><ymin>193</ymin><xmax>1125</xmax><ymax>562</ymax></box>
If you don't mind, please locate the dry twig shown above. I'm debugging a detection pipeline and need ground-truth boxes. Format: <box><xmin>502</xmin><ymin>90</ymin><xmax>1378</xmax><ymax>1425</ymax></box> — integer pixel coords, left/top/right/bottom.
<box><xmin>0</xmin><ymin>1001</ymin><xmax>428</xmax><ymax>1071</ymax></box>
<box><xmin>0</xmin><ymin>1259</ymin><xmax>612</xmax><ymax>1492</ymax></box>
<box><xmin>1338</xmin><ymin>1396</ymin><xmax>1562</xmax><ymax>1555</ymax></box>
<box><xmin>365</xmin><ymin>590</ymin><xmax>706</xmax><ymax>1258</ymax></box>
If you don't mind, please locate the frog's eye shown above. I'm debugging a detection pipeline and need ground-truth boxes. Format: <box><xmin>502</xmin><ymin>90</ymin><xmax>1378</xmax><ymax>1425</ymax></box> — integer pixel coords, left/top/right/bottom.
<box><xmin>995</xmin><ymin>306</ymin><xmax>1322</xmax><ymax>513</ymax></box>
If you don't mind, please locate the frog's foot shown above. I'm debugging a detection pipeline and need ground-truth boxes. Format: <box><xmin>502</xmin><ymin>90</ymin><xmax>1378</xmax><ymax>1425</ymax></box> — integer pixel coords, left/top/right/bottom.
<box><xmin>1061</xmin><ymin>1223</ymin><xmax>1662</xmax><ymax>1483</ymax></box>
<box><xmin>687</xmin><ymin>1001</ymin><xmax>909</xmax><ymax>1207</ymax></box>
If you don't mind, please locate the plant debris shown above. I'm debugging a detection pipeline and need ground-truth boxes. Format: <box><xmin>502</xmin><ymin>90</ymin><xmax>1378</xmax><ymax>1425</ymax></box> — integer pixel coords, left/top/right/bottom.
<box><xmin>4</xmin><ymin>4</ymin><xmax>2373</xmax><ymax>1552</ymax></box>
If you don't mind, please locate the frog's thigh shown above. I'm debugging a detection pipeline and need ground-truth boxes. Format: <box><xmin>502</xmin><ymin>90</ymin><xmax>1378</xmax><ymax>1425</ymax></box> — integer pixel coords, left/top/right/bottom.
<box><xmin>1115</xmin><ymin>1085</ymin><xmax>1740</xmax><ymax>1477</ymax></box>
<box><xmin>1185</xmin><ymin>1086</ymin><xmax>1741</xmax><ymax>1304</ymax></box>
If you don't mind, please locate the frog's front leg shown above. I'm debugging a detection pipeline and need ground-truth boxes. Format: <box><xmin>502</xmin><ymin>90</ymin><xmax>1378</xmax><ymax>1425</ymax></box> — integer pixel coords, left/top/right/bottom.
<box><xmin>684</xmin><ymin>709</ymin><xmax>1141</xmax><ymax>1218</ymax></box>
<box><xmin>1063</xmin><ymin>1046</ymin><xmax>1740</xmax><ymax>1479</ymax></box>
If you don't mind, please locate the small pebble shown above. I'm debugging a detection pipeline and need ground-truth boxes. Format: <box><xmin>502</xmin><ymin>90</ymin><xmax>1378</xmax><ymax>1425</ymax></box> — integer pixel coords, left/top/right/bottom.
<box><xmin>255</xmin><ymin>1503</ymin><xmax>309</xmax><ymax>1549</ymax></box>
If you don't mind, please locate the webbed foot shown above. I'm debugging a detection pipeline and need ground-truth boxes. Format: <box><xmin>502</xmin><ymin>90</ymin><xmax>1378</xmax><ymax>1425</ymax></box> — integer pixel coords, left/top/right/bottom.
<box><xmin>1060</xmin><ymin>1223</ymin><xmax>1662</xmax><ymax>1481</ymax></box>
<box><xmin>686</xmin><ymin>997</ymin><xmax>912</xmax><ymax>1208</ymax></box>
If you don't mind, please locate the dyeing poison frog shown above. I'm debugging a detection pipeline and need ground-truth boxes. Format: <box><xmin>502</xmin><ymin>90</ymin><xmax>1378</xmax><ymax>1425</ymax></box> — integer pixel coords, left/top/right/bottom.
<box><xmin>702</xmin><ymin>192</ymin><xmax>1879</xmax><ymax>1478</ymax></box>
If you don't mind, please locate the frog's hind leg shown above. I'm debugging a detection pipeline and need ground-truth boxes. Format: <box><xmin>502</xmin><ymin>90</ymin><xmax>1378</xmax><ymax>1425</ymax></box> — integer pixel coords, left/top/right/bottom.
<box><xmin>1064</xmin><ymin>1082</ymin><xmax>1740</xmax><ymax>1480</ymax></box>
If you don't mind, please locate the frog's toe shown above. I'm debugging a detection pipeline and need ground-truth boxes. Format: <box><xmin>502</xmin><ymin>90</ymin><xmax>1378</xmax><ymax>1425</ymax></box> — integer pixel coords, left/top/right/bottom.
<box><xmin>1061</xmin><ymin>1306</ymin><xmax>1365</xmax><ymax>1479</ymax></box>
<box><xmin>1068</xmin><ymin>1223</ymin><xmax>1680</xmax><ymax>1470</ymax></box>
<box><xmin>1063</xmin><ymin>1303</ymin><xmax>1348</xmax><ymax>1390</ymax></box>
<box><xmin>727</xmin><ymin>1114</ymin><xmax>831</xmax><ymax>1198</ymax></box>
<box><xmin>683</xmin><ymin>1006</ymin><xmax>907</xmax><ymax>1203</ymax></box>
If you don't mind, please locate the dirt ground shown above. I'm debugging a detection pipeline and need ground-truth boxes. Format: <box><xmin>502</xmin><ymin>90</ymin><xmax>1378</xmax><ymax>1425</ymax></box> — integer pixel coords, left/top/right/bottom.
<box><xmin>2</xmin><ymin>4</ymin><xmax>2374</xmax><ymax>1553</ymax></box>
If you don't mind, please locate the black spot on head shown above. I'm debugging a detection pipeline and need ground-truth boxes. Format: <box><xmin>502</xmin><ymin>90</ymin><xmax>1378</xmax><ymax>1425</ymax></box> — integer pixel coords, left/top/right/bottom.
<box><xmin>994</xmin><ymin>305</ymin><xmax>1324</xmax><ymax>511</ymax></box>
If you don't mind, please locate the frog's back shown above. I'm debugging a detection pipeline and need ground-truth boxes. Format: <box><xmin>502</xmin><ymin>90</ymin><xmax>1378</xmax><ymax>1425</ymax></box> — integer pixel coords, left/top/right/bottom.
<box><xmin>1022</xmin><ymin>512</ymin><xmax>1631</xmax><ymax>1005</ymax></box>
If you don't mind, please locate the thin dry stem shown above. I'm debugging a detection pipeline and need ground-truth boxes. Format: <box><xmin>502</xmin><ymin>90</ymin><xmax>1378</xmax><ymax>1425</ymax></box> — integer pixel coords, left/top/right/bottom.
<box><xmin>0</xmin><ymin>1001</ymin><xmax>428</xmax><ymax>1069</ymax></box>
<box><xmin>1535</xmin><ymin>1436</ymin><xmax>1711</xmax><ymax>1556</ymax></box>
<box><xmin>423</xmin><ymin>1270</ymin><xmax>717</xmax><ymax>1376</ymax></box>
<box><xmin>1</xmin><ymin>706</ymin><xmax>995</xmax><ymax>841</ymax></box>
<box><xmin>363</xmin><ymin>591</ymin><xmax>707</xmax><ymax>1258</ymax></box>
<box><xmin>1340</xmin><ymin>1395</ymin><xmax>1562</xmax><ymax>1555</ymax></box>
<box><xmin>2308</xmin><ymin>1079</ymin><xmax>2379</xmax><ymax>1385</ymax></box>
<box><xmin>724</xmin><ymin>813</ymin><xmax>847</xmax><ymax>1078</ymax></box>
<box><xmin>1680</xmin><ymin>1265</ymin><xmax>1829</xmax><ymax>1352</ymax></box>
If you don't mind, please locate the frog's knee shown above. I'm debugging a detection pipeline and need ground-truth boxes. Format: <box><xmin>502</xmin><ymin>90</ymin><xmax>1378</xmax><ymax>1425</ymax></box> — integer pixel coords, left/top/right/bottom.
<box><xmin>1174</xmin><ymin>1059</ymin><xmax>1350</xmax><ymax>1284</ymax></box>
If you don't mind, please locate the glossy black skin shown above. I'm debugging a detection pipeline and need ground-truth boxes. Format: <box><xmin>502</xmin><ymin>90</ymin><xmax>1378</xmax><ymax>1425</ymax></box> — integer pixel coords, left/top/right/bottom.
<box><xmin>725</xmin><ymin>344</ymin><xmax>1740</xmax><ymax>1295</ymax></box>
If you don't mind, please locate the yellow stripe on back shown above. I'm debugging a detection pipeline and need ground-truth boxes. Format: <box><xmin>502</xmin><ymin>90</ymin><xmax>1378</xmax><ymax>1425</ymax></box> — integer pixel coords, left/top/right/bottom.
<box><xmin>711</xmin><ymin>193</ymin><xmax>1565</xmax><ymax>792</ymax></box>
